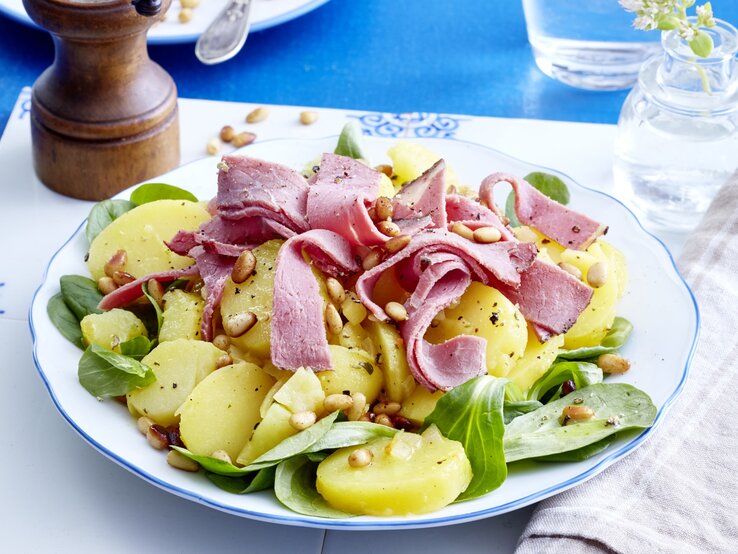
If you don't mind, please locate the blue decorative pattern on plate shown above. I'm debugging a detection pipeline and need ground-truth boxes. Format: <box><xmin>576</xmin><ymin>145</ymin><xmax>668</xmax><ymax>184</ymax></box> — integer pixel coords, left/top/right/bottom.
<box><xmin>29</xmin><ymin>136</ymin><xmax>698</xmax><ymax>530</ymax></box>
<box><xmin>351</xmin><ymin>112</ymin><xmax>466</xmax><ymax>139</ymax></box>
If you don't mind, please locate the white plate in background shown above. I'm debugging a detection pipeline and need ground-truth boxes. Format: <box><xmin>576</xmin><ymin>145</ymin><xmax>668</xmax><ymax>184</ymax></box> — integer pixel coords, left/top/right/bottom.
<box><xmin>0</xmin><ymin>0</ymin><xmax>329</xmax><ymax>44</ymax></box>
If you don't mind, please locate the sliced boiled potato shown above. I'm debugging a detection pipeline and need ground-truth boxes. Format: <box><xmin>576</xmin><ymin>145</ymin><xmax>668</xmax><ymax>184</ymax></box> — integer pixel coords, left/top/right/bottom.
<box><xmin>177</xmin><ymin>361</ymin><xmax>275</xmax><ymax>460</ymax></box>
<box><xmin>80</xmin><ymin>308</ymin><xmax>147</xmax><ymax>350</ymax></box>
<box><xmin>319</xmin><ymin>345</ymin><xmax>384</xmax><ymax>403</ymax></box>
<box><xmin>159</xmin><ymin>289</ymin><xmax>204</xmax><ymax>342</ymax></box>
<box><xmin>560</xmin><ymin>240</ymin><xmax>622</xmax><ymax>349</ymax></box>
<box><xmin>237</xmin><ymin>368</ymin><xmax>326</xmax><ymax>465</ymax></box>
<box><xmin>365</xmin><ymin>319</ymin><xmax>416</xmax><ymax>403</ymax></box>
<box><xmin>424</xmin><ymin>282</ymin><xmax>528</xmax><ymax>377</ymax></box>
<box><xmin>220</xmin><ymin>240</ymin><xmax>283</xmax><ymax>360</ymax></box>
<box><xmin>506</xmin><ymin>328</ymin><xmax>565</xmax><ymax>392</ymax></box>
<box><xmin>127</xmin><ymin>339</ymin><xmax>223</xmax><ymax>427</ymax></box>
<box><xmin>397</xmin><ymin>385</ymin><xmax>444</xmax><ymax>426</ymax></box>
<box><xmin>316</xmin><ymin>426</ymin><xmax>472</xmax><ymax>516</ymax></box>
<box><xmin>387</xmin><ymin>141</ymin><xmax>460</xmax><ymax>189</ymax></box>
<box><xmin>236</xmin><ymin>402</ymin><xmax>294</xmax><ymax>466</ymax></box>
<box><xmin>87</xmin><ymin>199</ymin><xmax>210</xmax><ymax>281</ymax></box>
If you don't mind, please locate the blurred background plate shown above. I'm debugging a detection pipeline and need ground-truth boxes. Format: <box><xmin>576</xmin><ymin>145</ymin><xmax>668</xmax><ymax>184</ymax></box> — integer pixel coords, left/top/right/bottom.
<box><xmin>0</xmin><ymin>0</ymin><xmax>329</xmax><ymax>44</ymax></box>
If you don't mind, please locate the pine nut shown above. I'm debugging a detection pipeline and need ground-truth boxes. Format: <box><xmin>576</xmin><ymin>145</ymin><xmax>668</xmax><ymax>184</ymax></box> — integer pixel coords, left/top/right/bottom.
<box><xmin>246</xmin><ymin>106</ymin><xmax>269</xmax><ymax>123</ymax></box>
<box><xmin>597</xmin><ymin>353</ymin><xmax>631</xmax><ymax>374</ymax></box>
<box><xmin>561</xmin><ymin>404</ymin><xmax>595</xmax><ymax>426</ymax></box>
<box><xmin>367</xmin><ymin>206</ymin><xmax>378</xmax><ymax>221</ymax></box>
<box><xmin>215</xmin><ymin>354</ymin><xmax>233</xmax><ymax>369</ymax></box>
<box><xmin>200</xmin><ymin>285</ymin><xmax>209</xmax><ymax>300</ymax></box>
<box><xmin>348</xmin><ymin>448</ymin><xmax>373</xmax><ymax>468</ymax></box>
<box><xmin>180</xmin><ymin>0</ymin><xmax>200</xmax><ymax>8</ymax></box>
<box><xmin>473</xmin><ymin>226</ymin><xmax>502</xmax><ymax>244</ymax></box>
<box><xmin>98</xmin><ymin>276</ymin><xmax>117</xmax><ymax>295</ymax></box>
<box><xmin>206</xmin><ymin>137</ymin><xmax>221</xmax><ymax>155</ymax></box>
<box><xmin>587</xmin><ymin>262</ymin><xmax>608</xmax><ymax>288</ymax></box>
<box><xmin>375</xmin><ymin>414</ymin><xmax>394</xmax><ymax>427</ymax></box>
<box><xmin>223</xmin><ymin>311</ymin><xmax>257</xmax><ymax>338</ymax></box>
<box><xmin>137</xmin><ymin>416</ymin><xmax>154</xmax><ymax>435</ymax></box>
<box><xmin>167</xmin><ymin>450</ymin><xmax>199</xmax><ymax>472</ymax></box>
<box><xmin>385</xmin><ymin>301</ymin><xmax>408</xmax><ymax>322</ymax></box>
<box><xmin>324</xmin><ymin>393</ymin><xmax>353</xmax><ymax>412</ymax></box>
<box><xmin>374</xmin><ymin>164</ymin><xmax>393</xmax><ymax>178</ymax></box>
<box><xmin>375</xmin><ymin>196</ymin><xmax>394</xmax><ymax>221</ymax></box>
<box><xmin>146</xmin><ymin>426</ymin><xmax>169</xmax><ymax>450</ymax></box>
<box><xmin>145</xmin><ymin>279</ymin><xmax>165</xmax><ymax>306</ymax></box>
<box><xmin>385</xmin><ymin>234</ymin><xmax>411</xmax><ymax>254</ymax></box>
<box><xmin>326</xmin><ymin>277</ymin><xmax>346</xmax><ymax>305</ymax></box>
<box><xmin>362</xmin><ymin>249</ymin><xmax>382</xmax><ymax>271</ymax></box>
<box><xmin>289</xmin><ymin>411</ymin><xmax>317</xmax><ymax>430</ymax></box>
<box><xmin>558</xmin><ymin>262</ymin><xmax>582</xmax><ymax>280</ymax></box>
<box><xmin>178</xmin><ymin>8</ymin><xmax>192</xmax><ymax>23</ymax></box>
<box><xmin>346</xmin><ymin>392</ymin><xmax>367</xmax><ymax>421</ymax></box>
<box><xmin>299</xmin><ymin>110</ymin><xmax>318</xmax><ymax>125</ymax></box>
<box><xmin>373</xmin><ymin>401</ymin><xmax>401</xmax><ymax>416</ymax></box>
<box><xmin>112</xmin><ymin>271</ymin><xmax>135</xmax><ymax>286</ymax></box>
<box><xmin>451</xmin><ymin>222</ymin><xmax>474</xmax><ymax>240</ymax></box>
<box><xmin>219</xmin><ymin>125</ymin><xmax>235</xmax><ymax>142</ymax></box>
<box><xmin>211</xmin><ymin>449</ymin><xmax>232</xmax><ymax>464</ymax></box>
<box><xmin>232</xmin><ymin>131</ymin><xmax>256</xmax><ymax>148</ymax></box>
<box><xmin>325</xmin><ymin>303</ymin><xmax>343</xmax><ymax>335</ymax></box>
<box><xmin>212</xmin><ymin>334</ymin><xmax>230</xmax><ymax>351</ymax></box>
<box><xmin>231</xmin><ymin>250</ymin><xmax>256</xmax><ymax>284</ymax></box>
<box><xmin>104</xmin><ymin>249</ymin><xmax>127</xmax><ymax>278</ymax></box>
<box><xmin>377</xmin><ymin>220</ymin><xmax>401</xmax><ymax>237</ymax></box>
<box><xmin>217</xmin><ymin>161</ymin><xmax>230</xmax><ymax>172</ymax></box>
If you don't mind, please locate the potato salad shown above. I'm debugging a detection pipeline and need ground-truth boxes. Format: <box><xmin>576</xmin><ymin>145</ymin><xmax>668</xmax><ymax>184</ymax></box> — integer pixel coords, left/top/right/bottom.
<box><xmin>48</xmin><ymin>124</ymin><xmax>656</xmax><ymax>518</ymax></box>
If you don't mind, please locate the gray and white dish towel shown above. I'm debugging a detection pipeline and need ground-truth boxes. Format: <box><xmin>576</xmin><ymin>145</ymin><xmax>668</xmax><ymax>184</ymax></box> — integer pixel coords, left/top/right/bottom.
<box><xmin>515</xmin><ymin>174</ymin><xmax>738</xmax><ymax>553</ymax></box>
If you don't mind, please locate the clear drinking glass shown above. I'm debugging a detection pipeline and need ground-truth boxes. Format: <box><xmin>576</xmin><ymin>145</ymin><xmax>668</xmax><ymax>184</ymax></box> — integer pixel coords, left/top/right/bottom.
<box><xmin>613</xmin><ymin>19</ymin><xmax>738</xmax><ymax>231</ymax></box>
<box><xmin>522</xmin><ymin>0</ymin><xmax>661</xmax><ymax>90</ymax></box>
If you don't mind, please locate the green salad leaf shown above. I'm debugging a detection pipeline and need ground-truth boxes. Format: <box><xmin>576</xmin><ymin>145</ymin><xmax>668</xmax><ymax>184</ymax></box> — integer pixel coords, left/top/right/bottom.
<box><xmin>274</xmin><ymin>456</ymin><xmax>352</xmax><ymax>518</ymax></box>
<box><xmin>85</xmin><ymin>199</ymin><xmax>136</xmax><ymax>244</ymax></box>
<box><xmin>47</xmin><ymin>293</ymin><xmax>84</xmax><ymax>348</ymax></box>
<box><xmin>207</xmin><ymin>466</ymin><xmax>276</xmax><ymax>494</ymax></box>
<box><xmin>504</xmin><ymin>383</ymin><xmax>656</xmax><ymax>463</ymax></box>
<box><xmin>534</xmin><ymin>435</ymin><xmax>616</xmax><ymax>463</ymax></box>
<box><xmin>334</xmin><ymin>121</ymin><xmax>366</xmax><ymax>160</ymax></box>
<box><xmin>557</xmin><ymin>317</ymin><xmax>634</xmax><ymax>361</ymax></box>
<box><xmin>424</xmin><ymin>375</ymin><xmax>508</xmax><ymax>500</ymax></box>
<box><xmin>505</xmin><ymin>171</ymin><xmax>570</xmax><ymax>227</ymax></box>
<box><xmin>129</xmin><ymin>183</ymin><xmax>198</xmax><ymax>205</ymax></box>
<box><xmin>503</xmin><ymin>400</ymin><xmax>543</xmax><ymax>425</ymax></box>
<box><xmin>78</xmin><ymin>343</ymin><xmax>155</xmax><ymax>398</ymax></box>
<box><xmin>306</xmin><ymin>421</ymin><xmax>398</xmax><ymax>452</ymax></box>
<box><xmin>141</xmin><ymin>282</ymin><xmax>164</xmax><ymax>337</ymax></box>
<box><xmin>59</xmin><ymin>275</ymin><xmax>103</xmax><ymax>321</ymax></box>
<box><xmin>527</xmin><ymin>361</ymin><xmax>602</xmax><ymax>403</ymax></box>
<box><xmin>118</xmin><ymin>335</ymin><xmax>154</xmax><ymax>360</ymax></box>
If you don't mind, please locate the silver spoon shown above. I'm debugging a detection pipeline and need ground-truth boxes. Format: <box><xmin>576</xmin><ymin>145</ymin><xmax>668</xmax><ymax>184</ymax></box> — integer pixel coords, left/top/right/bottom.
<box><xmin>195</xmin><ymin>0</ymin><xmax>253</xmax><ymax>65</ymax></box>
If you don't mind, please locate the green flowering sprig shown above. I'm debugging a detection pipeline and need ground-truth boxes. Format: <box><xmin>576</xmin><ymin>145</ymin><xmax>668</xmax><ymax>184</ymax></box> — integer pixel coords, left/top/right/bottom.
<box><xmin>620</xmin><ymin>0</ymin><xmax>717</xmax><ymax>57</ymax></box>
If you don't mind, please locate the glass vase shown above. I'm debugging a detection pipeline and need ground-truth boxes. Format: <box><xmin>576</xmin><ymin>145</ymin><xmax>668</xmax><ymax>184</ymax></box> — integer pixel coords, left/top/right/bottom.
<box><xmin>613</xmin><ymin>18</ymin><xmax>738</xmax><ymax>231</ymax></box>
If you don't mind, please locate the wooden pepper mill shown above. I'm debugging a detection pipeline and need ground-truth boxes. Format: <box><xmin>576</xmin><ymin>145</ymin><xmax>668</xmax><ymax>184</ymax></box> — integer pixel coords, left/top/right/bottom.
<box><xmin>23</xmin><ymin>0</ymin><xmax>180</xmax><ymax>200</ymax></box>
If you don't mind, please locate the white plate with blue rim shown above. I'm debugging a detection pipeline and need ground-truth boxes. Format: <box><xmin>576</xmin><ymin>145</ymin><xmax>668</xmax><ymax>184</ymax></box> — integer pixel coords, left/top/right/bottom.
<box><xmin>0</xmin><ymin>0</ymin><xmax>329</xmax><ymax>44</ymax></box>
<box><xmin>29</xmin><ymin>135</ymin><xmax>699</xmax><ymax>530</ymax></box>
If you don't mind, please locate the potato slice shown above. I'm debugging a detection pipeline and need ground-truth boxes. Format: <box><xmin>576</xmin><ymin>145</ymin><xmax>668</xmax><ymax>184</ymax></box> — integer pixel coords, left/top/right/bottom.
<box><xmin>506</xmin><ymin>328</ymin><xmax>565</xmax><ymax>392</ymax></box>
<box><xmin>365</xmin><ymin>319</ymin><xmax>416</xmax><ymax>403</ymax></box>
<box><xmin>424</xmin><ymin>282</ymin><xmax>528</xmax><ymax>377</ymax></box>
<box><xmin>387</xmin><ymin>141</ymin><xmax>460</xmax><ymax>188</ymax></box>
<box><xmin>80</xmin><ymin>308</ymin><xmax>147</xmax><ymax>350</ymax></box>
<box><xmin>318</xmin><ymin>345</ymin><xmax>384</xmax><ymax>403</ymax></box>
<box><xmin>220</xmin><ymin>240</ymin><xmax>282</xmax><ymax>361</ymax></box>
<box><xmin>177</xmin><ymin>361</ymin><xmax>274</xmax><ymax>460</ymax></box>
<box><xmin>159</xmin><ymin>289</ymin><xmax>204</xmax><ymax>342</ymax></box>
<box><xmin>126</xmin><ymin>339</ymin><xmax>223</xmax><ymax>427</ymax></box>
<box><xmin>397</xmin><ymin>385</ymin><xmax>444</xmax><ymax>426</ymax></box>
<box><xmin>316</xmin><ymin>426</ymin><xmax>472</xmax><ymax>516</ymax></box>
<box><xmin>87</xmin><ymin>199</ymin><xmax>210</xmax><ymax>281</ymax></box>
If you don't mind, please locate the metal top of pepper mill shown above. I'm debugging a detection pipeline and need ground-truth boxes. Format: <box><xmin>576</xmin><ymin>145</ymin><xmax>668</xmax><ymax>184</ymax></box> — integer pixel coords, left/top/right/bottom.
<box><xmin>131</xmin><ymin>0</ymin><xmax>161</xmax><ymax>17</ymax></box>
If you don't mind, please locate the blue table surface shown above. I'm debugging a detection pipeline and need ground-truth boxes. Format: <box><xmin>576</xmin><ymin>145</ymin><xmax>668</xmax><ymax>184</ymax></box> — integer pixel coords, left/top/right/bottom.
<box><xmin>2</xmin><ymin>0</ymin><xmax>738</xmax><ymax>135</ymax></box>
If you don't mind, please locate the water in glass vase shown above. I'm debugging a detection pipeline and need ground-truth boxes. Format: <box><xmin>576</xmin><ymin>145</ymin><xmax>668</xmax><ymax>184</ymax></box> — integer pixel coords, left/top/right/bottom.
<box><xmin>614</xmin><ymin>19</ymin><xmax>738</xmax><ymax>231</ymax></box>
